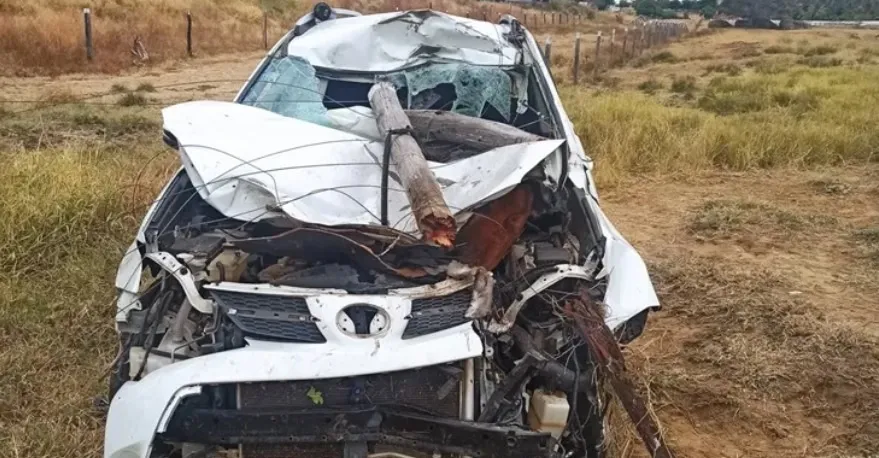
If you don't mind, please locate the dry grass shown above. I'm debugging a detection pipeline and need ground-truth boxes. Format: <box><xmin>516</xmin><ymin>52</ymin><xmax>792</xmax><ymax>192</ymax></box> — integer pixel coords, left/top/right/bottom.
<box><xmin>555</xmin><ymin>27</ymin><xmax>879</xmax><ymax>185</ymax></box>
<box><xmin>598</xmin><ymin>167</ymin><xmax>879</xmax><ymax>457</ymax></box>
<box><xmin>0</xmin><ymin>0</ymin><xmax>604</xmax><ymax>76</ymax></box>
<box><xmin>0</xmin><ymin>105</ymin><xmax>175</xmax><ymax>458</ymax></box>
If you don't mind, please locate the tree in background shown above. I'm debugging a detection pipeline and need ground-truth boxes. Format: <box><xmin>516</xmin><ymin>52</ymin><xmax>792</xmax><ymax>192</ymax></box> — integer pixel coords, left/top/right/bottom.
<box><xmin>715</xmin><ymin>0</ymin><xmax>879</xmax><ymax>20</ymax></box>
<box><xmin>594</xmin><ymin>0</ymin><xmax>614</xmax><ymax>11</ymax></box>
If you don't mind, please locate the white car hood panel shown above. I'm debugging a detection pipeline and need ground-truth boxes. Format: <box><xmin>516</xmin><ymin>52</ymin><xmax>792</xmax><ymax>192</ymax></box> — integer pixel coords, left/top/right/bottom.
<box><xmin>162</xmin><ymin>100</ymin><xmax>562</xmax><ymax>235</ymax></box>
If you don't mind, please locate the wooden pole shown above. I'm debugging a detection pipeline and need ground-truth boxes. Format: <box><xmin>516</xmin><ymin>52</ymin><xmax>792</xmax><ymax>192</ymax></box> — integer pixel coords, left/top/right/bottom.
<box><xmin>573</xmin><ymin>33</ymin><xmax>581</xmax><ymax>84</ymax></box>
<box><xmin>609</xmin><ymin>28</ymin><xmax>616</xmax><ymax>67</ymax></box>
<box><xmin>622</xmin><ymin>27</ymin><xmax>629</xmax><ymax>62</ymax></box>
<box><xmin>186</xmin><ymin>12</ymin><xmax>193</xmax><ymax>57</ymax></box>
<box><xmin>543</xmin><ymin>37</ymin><xmax>552</xmax><ymax>67</ymax></box>
<box><xmin>593</xmin><ymin>31</ymin><xmax>602</xmax><ymax>79</ymax></box>
<box><xmin>405</xmin><ymin>110</ymin><xmax>541</xmax><ymax>151</ymax></box>
<box><xmin>368</xmin><ymin>82</ymin><xmax>456</xmax><ymax>247</ymax></box>
<box><xmin>551</xmin><ymin>13</ymin><xmax>555</xmax><ymax>25</ymax></box>
<box><xmin>565</xmin><ymin>293</ymin><xmax>677</xmax><ymax>458</ymax></box>
<box><xmin>262</xmin><ymin>12</ymin><xmax>268</xmax><ymax>50</ymax></box>
<box><xmin>83</xmin><ymin>8</ymin><xmax>94</xmax><ymax>61</ymax></box>
<box><xmin>638</xmin><ymin>27</ymin><xmax>644</xmax><ymax>54</ymax></box>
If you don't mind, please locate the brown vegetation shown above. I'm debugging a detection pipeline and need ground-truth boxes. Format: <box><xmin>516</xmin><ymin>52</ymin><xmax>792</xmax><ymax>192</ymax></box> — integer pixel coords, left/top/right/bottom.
<box><xmin>0</xmin><ymin>0</ymin><xmax>603</xmax><ymax>76</ymax></box>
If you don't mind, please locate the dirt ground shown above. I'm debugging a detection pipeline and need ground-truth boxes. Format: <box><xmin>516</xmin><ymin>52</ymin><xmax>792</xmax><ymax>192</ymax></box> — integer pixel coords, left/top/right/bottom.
<box><xmin>0</xmin><ymin>52</ymin><xmax>263</xmax><ymax>108</ymax></box>
<box><xmin>2</xmin><ymin>39</ymin><xmax>878</xmax><ymax>458</ymax></box>
<box><xmin>602</xmin><ymin>167</ymin><xmax>879</xmax><ymax>458</ymax></box>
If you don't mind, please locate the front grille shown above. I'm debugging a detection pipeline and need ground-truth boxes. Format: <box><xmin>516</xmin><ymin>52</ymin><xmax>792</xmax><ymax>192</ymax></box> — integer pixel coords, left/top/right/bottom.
<box><xmin>210</xmin><ymin>290</ymin><xmax>325</xmax><ymax>343</ymax></box>
<box><xmin>238</xmin><ymin>365</ymin><xmax>461</xmax><ymax>416</ymax></box>
<box><xmin>238</xmin><ymin>365</ymin><xmax>462</xmax><ymax>458</ymax></box>
<box><xmin>402</xmin><ymin>289</ymin><xmax>472</xmax><ymax>339</ymax></box>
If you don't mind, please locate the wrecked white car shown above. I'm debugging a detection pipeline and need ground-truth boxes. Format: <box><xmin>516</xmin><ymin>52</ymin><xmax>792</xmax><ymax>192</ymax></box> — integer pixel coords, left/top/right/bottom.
<box><xmin>106</xmin><ymin>5</ymin><xmax>659</xmax><ymax>458</ymax></box>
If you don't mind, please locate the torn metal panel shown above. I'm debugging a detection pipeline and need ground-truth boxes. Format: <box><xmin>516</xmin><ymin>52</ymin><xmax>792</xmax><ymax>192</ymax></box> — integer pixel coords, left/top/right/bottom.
<box><xmin>162</xmin><ymin>101</ymin><xmax>563</xmax><ymax>237</ymax></box>
<box><xmin>286</xmin><ymin>10</ymin><xmax>520</xmax><ymax>72</ymax></box>
<box><xmin>487</xmin><ymin>264</ymin><xmax>596</xmax><ymax>333</ymax></box>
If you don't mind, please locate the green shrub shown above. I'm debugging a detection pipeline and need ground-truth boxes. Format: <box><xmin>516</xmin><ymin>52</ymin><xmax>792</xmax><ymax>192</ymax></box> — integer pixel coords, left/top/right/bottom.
<box><xmin>637</xmin><ymin>79</ymin><xmax>663</xmax><ymax>94</ymax></box>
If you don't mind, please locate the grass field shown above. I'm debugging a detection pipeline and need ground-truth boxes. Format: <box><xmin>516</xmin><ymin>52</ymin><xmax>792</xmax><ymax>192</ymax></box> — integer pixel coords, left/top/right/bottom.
<box><xmin>1</xmin><ymin>15</ymin><xmax>878</xmax><ymax>458</ymax></box>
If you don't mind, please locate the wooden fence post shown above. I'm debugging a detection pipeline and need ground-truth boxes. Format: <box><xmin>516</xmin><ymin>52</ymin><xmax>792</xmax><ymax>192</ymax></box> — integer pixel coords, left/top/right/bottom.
<box><xmin>186</xmin><ymin>12</ymin><xmax>193</xmax><ymax>57</ymax></box>
<box><xmin>262</xmin><ymin>11</ymin><xmax>268</xmax><ymax>50</ymax></box>
<box><xmin>573</xmin><ymin>33</ymin><xmax>581</xmax><ymax>84</ymax></box>
<box><xmin>83</xmin><ymin>8</ymin><xmax>94</xmax><ymax>61</ymax></box>
<box><xmin>543</xmin><ymin>13</ymin><xmax>546</xmax><ymax>24</ymax></box>
<box><xmin>593</xmin><ymin>31</ymin><xmax>602</xmax><ymax>79</ymax></box>
<box><xmin>543</xmin><ymin>37</ymin><xmax>552</xmax><ymax>67</ymax></box>
<box><xmin>551</xmin><ymin>13</ymin><xmax>555</xmax><ymax>25</ymax></box>
<box><xmin>609</xmin><ymin>28</ymin><xmax>616</xmax><ymax>66</ymax></box>
<box><xmin>640</xmin><ymin>26</ymin><xmax>646</xmax><ymax>54</ymax></box>
<box><xmin>622</xmin><ymin>27</ymin><xmax>629</xmax><ymax>62</ymax></box>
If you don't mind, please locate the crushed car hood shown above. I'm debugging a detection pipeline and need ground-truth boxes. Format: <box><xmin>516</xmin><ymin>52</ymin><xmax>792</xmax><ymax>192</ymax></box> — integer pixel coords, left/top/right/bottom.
<box><xmin>286</xmin><ymin>10</ymin><xmax>520</xmax><ymax>72</ymax></box>
<box><xmin>162</xmin><ymin>101</ymin><xmax>563</xmax><ymax>235</ymax></box>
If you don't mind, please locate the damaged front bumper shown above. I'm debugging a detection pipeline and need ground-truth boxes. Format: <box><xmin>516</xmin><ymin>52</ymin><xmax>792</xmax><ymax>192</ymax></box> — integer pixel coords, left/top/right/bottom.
<box><xmin>160</xmin><ymin>405</ymin><xmax>557</xmax><ymax>458</ymax></box>
<box><xmin>104</xmin><ymin>324</ymin><xmax>482</xmax><ymax>458</ymax></box>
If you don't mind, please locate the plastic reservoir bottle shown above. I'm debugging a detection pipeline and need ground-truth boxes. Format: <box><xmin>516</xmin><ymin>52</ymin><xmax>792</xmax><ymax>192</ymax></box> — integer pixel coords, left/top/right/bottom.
<box><xmin>527</xmin><ymin>389</ymin><xmax>571</xmax><ymax>439</ymax></box>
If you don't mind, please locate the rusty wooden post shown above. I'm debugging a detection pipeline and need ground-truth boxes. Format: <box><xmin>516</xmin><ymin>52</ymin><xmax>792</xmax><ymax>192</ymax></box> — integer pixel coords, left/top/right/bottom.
<box><xmin>593</xmin><ymin>31</ymin><xmax>602</xmax><ymax>78</ymax></box>
<box><xmin>543</xmin><ymin>37</ymin><xmax>552</xmax><ymax>67</ymax></box>
<box><xmin>543</xmin><ymin>12</ymin><xmax>546</xmax><ymax>24</ymax></box>
<box><xmin>83</xmin><ymin>8</ymin><xmax>94</xmax><ymax>61</ymax></box>
<box><xmin>573</xmin><ymin>32</ymin><xmax>581</xmax><ymax>84</ymax></box>
<box><xmin>186</xmin><ymin>12</ymin><xmax>193</xmax><ymax>57</ymax></box>
<box><xmin>262</xmin><ymin>11</ymin><xmax>268</xmax><ymax>50</ymax></box>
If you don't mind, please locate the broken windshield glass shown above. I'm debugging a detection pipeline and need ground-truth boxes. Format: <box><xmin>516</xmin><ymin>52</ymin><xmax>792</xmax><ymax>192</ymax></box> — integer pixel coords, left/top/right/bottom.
<box><xmin>401</xmin><ymin>63</ymin><xmax>512</xmax><ymax>120</ymax></box>
<box><xmin>240</xmin><ymin>55</ymin><xmax>330</xmax><ymax>126</ymax></box>
<box><xmin>241</xmin><ymin>56</ymin><xmax>516</xmax><ymax>126</ymax></box>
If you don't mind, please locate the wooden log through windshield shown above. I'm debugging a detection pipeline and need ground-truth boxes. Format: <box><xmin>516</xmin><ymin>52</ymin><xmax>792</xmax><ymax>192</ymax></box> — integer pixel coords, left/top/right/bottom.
<box><xmin>405</xmin><ymin>109</ymin><xmax>543</xmax><ymax>152</ymax></box>
<box><xmin>368</xmin><ymin>82</ymin><xmax>457</xmax><ymax>248</ymax></box>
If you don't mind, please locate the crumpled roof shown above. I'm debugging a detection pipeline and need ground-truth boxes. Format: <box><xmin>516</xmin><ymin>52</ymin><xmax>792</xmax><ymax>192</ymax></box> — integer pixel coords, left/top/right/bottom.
<box><xmin>286</xmin><ymin>10</ymin><xmax>520</xmax><ymax>72</ymax></box>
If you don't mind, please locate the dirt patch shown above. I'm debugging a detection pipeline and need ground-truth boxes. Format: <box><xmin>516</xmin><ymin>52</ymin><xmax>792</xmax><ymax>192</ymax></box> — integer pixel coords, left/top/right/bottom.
<box><xmin>602</xmin><ymin>165</ymin><xmax>879</xmax><ymax>457</ymax></box>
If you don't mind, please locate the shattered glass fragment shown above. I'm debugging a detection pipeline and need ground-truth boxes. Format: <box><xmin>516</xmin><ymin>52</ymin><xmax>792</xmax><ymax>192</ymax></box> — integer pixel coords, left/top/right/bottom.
<box><xmin>241</xmin><ymin>56</ymin><xmax>329</xmax><ymax>125</ymax></box>
<box><xmin>402</xmin><ymin>64</ymin><xmax>512</xmax><ymax>120</ymax></box>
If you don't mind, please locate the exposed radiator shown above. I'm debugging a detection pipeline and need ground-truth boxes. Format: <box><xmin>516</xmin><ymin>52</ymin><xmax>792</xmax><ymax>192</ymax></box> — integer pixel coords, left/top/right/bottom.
<box><xmin>238</xmin><ymin>364</ymin><xmax>462</xmax><ymax>458</ymax></box>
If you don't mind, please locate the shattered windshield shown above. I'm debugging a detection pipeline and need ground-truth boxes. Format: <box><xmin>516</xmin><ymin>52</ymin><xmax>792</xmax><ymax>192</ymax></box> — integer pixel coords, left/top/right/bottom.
<box><xmin>241</xmin><ymin>56</ymin><xmax>525</xmax><ymax>127</ymax></box>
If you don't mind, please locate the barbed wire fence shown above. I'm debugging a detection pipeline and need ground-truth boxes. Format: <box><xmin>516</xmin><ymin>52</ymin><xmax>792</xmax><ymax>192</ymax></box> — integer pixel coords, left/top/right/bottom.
<box><xmin>70</xmin><ymin>3</ymin><xmax>694</xmax><ymax>86</ymax></box>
